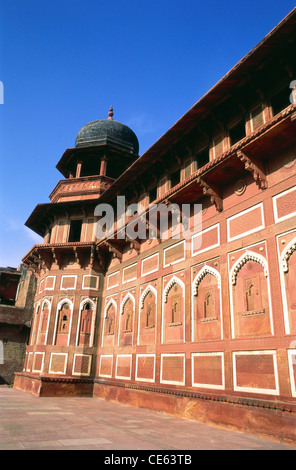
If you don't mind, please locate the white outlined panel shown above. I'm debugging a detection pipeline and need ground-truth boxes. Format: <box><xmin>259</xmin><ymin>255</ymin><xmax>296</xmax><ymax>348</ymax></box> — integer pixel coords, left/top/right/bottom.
<box><xmin>227</xmin><ymin>203</ymin><xmax>265</xmax><ymax>242</ymax></box>
<box><xmin>135</xmin><ymin>354</ymin><xmax>156</xmax><ymax>383</ymax></box>
<box><xmin>122</xmin><ymin>263</ymin><xmax>138</xmax><ymax>284</ymax></box>
<box><xmin>163</xmin><ymin>240</ymin><xmax>185</xmax><ymax>268</ymax></box>
<box><xmin>107</xmin><ymin>270</ymin><xmax>120</xmax><ymax>290</ymax></box>
<box><xmin>115</xmin><ymin>354</ymin><xmax>132</xmax><ymax>380</ymax></box>
<box><xmin>160</xmin><ymin>353</ymin><xmax>185</xmax><ymax>386</ymax></box>
<box><xmin>72</xmin><ymin>354</ymin><xmax>92</xmax><ymax>376</ymax></box>
<box><xmin>191</xmin><ymin>352</ymin><xmax>225</xmax><ymax>390</ymax></box>
<box><xmin>32</xmin><ymin>352</ymin><xmax>45</xmax><ymax>373</ymax></box>
<box><xmin>141</xmin><ymin>252</ymin><xmax>159</xmax><ymax>276</ymax></box>
<box><xmin>48</xmin><ymin>353</ymin><xmax>68</xmax><ymax>375</ymax></box>
<box><xmin>273</xmin><ymin>185</ymin><xmax>296</xmax><ymax>223</ymax></box>
<box><xmin>191</xmin><ymin>223</ymin><xmax>220</xmax><ymax>256</ymax></box>
<box><xmin>99</xmin><ymin>355</ymin><xmax>113</xmax><ymax>378</ymax></box>
<box><xmin>60</xmin><ymin>275</ymin><xmax>77</xmax><ymax>290</ymax></box>
<box><xmin>82</xmin><ymin>275</ymin><xmax>100</xmax><ymax>290</ymax></box>
<box><xmin>287</xmin><ymin>349</ymin><xmax>296</xmax><ymax>398</ymax></box>
<box><xmin>233</xmin><ymin>350</ymin><xmax>279</xmax><ymax>396</ymax></box>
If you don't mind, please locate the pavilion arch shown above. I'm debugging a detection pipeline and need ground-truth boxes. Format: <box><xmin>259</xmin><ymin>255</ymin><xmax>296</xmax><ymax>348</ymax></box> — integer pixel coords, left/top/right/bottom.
<box><xmin>163</xmin><ymin>276</ymin><xmax>185</xmax><ymax>304</ymax></box>
<box><xmin>230</xmin><ymin>251</ymin><xmax>269</xmax><ymax>286</ymax></box>
<box><xmin>139</xmin><ymin>284</ymin><xmax>157</xmax><ymax>310</ymax></box>
<box><xmin>31</xmin><ymin>301</ymin><xmax>41</xmax><ymax>345</ymax></box>
<box><xmin>192</xmin><ymin>265</ymin><xmax>221</xmax><ymax>296</ymax></box>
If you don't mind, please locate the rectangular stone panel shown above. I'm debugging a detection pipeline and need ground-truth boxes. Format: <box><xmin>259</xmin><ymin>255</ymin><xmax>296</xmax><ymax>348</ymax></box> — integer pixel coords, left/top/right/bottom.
<box><xmin>115</xmin><ymin>355</ymin><xmax>132</xmax><ymax>380</ymax></box>
<box><xmin>192</xmin><ymin>224</ymin><xmax>219</xmax><ymax>255</ymax></box>
<box><xmin>227</xmin><ymin>203</ymin><xmax>264</xmax><ymax>241</ymax></box>
<box><xmin>99</xmin><ymin>355</ymin><xmax>113</xmax><ymax>378</ymax></box>
<box><xmin>49</xmin><ymin>353</ymin><xmax>67</xmax><ymax>374</ymax></box>
<box><xmin>122</xmin><ymin>263</ymin><xmax>137</xmax><ymax>283</ymax></box>
<box><xmin>192</xmin><ymin>353</ymin><xmax>224</xmax><ymax>389</ymax></box>
<box><xmin>164</xmin><ymin>241</ymin><xmax>185</xmax><ymax>267</ymax></box>
<box><xmin>60</xmin><ymin>275</ymin><xmax>76</xmax><ymax>290</ymax></box>
<box><xmin>135</xmin><ymin>355</ymin><xmax>155</xmax><ymax>382</ymax></box>
<box><xmin>45</xmin><ymin>276</ymin><xmax>55</xmax><ymax>290</ymax></box>
<box><xmin>107</xmin><ymin>271</ymin><xmax>120</xmax><ymax>289</ymax></box>
<box><xmin>233</xmin><ymin>351</ymin><xmax>279</xmax><ymax>395</ymax></box>
<box><xmin>72</xmin><ymin>354</ymin><xmax>91</xmax><ymax>376</ymax></box>
<box><xmin>273</xmin><ymin>186</ymin><xmax>296</xmax><ymax>222</ymax></box>
<box><xmin>160</xmin><ymin>354</ymin><xmax>185</xmax><ymax>385</ymax></box>
<box><xmin>32</xmin><ymin>352</ymin><xmax>44</xmax><ymax>373</ymax></box>
<box><xmin>141</xmin><ymin>253</ymin><xmax>159</xmax><ymax>276</ymax></box>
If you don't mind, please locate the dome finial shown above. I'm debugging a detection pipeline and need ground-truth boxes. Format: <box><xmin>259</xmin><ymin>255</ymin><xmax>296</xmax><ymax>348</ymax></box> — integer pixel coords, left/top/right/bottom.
<box><xmin>108</xmin><ymin>106</ymin><xmax>114</xmax><ymax>120</ymax></box>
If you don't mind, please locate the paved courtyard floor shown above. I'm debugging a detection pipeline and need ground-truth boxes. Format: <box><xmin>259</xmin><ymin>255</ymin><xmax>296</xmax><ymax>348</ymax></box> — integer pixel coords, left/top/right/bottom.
<box><xmin>0</xmin><ymin>387</ymin><xmax>295</xmax><ymax>451</ymax></box>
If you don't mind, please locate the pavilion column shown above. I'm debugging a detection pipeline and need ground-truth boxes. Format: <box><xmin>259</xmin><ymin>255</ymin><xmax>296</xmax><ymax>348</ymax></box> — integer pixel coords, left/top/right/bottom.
<box><xmin>76</xmin><ymin>161</ymin><xmax>82</xmax><ymax>178</ymax></box>
<box><xmin>100</xmin><ymin>155</ymin><xmax>108</xmax><ymax>176</ymax></box>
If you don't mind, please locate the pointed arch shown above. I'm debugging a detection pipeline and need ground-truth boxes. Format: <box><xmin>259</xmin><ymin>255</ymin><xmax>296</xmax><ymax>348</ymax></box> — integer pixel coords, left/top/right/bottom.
<box><xmin>163</xmin><ymin>276</ymin><xmax>185</xmax><ymax>304</ymax></box>
<box><xmin>104</xmin><ymin>298</ymin><xmax>117</xmax><ymax>318</ymax></box>
<box><xmin>53</xmin><ymin>298</ymin><xmax>74</xmax><ymax>346</ymax></box>
<box><xmin>230</xmin><ymin>251</ymin><xmax>269</xmax><ymax>286</ymax></box>
<box><xmin>192</xmin><ymin>265</ymin><xmax>221</xmax><ymax>296</ymax></box>
<box><xmin>281</xmin><ymin>236</ymin><xmax>296</xmax><ymax>272</ymax></box>
<box><xmin>120</xmin><ymin>292</ymin><xmax>135</xmax><ymax>315</ymax></box>
<box><xmin>139</xmin><ymin>284</ymin><xmax>157</xmax><ymax>310</ymax></box>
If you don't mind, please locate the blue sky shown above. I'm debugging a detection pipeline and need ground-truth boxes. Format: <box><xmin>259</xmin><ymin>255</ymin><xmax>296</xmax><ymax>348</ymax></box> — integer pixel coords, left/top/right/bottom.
<box><xmin>0</xmin><ymin>0</ymin><xmax>295</xmax><ymax>267</ymax></box>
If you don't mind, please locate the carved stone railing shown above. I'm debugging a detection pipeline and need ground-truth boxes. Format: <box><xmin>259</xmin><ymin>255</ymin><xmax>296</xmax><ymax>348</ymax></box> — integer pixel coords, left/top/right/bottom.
<box><xmin>49</xmin><ymin>175</ymin><xmax>114</xmax><ymax>202</ymax></box>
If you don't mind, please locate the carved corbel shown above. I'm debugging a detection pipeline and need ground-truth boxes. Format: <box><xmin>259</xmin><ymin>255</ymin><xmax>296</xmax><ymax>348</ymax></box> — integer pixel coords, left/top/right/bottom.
<box><xmin>127</xmin><ymin>238</ymin><xmax>141</xmax><ymax>254</ymax></box>
<box><xmin>237</xmin><ymin>150</ymin><xmax>267</xmax><ymax>189</ymax></box>
<box><xmin>290</xmin><ymin>112</ymin><xmax>296</xmax><ymax>124</ymax></box>
<box><xmin>105</xmin><ymin>241</ymin><xmax>122</xmax><ymax>262</ymax></box>
<box><xmin>96</xmin><ymin>246</ymin><xmax>106</xmax><ymax>272</ymax></box>
<box><xmin>51</xmin><ymin>248</ymin><xmax>60</xmax><ymax>267</ymax></box>
<box><xmin>73</xmin><ymin>246</ymin><xmax>81</xmax><ymax>267</ymax></box>
<box><xmin>197</xmin><ymin>177</ymin><xmax>223</xmax><ymax>212</ymax></box>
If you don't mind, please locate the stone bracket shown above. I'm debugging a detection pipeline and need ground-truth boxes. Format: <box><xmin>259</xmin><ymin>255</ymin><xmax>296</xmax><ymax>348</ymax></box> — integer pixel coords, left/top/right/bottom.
<box><xmin>196</xmin><ymin>177</ymin><xmax>223</xmax><ymax>212</ymax></box>
<box><xmin>105</xmin><ymin>241</ymin><xmax>123</xmax><ymax>262</ymax></box>
<box><xmin>237</xmin><ymin>150</ymin><xmax>267</xmax><ymax>189</ymax></box>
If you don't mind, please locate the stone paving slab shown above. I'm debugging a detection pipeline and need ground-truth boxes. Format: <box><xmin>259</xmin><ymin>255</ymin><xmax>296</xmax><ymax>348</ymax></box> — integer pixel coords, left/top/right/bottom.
<box><xmin>0</xmin><ymin>387</ymin><xmax>295</xmax><ymax>451</ymax></box>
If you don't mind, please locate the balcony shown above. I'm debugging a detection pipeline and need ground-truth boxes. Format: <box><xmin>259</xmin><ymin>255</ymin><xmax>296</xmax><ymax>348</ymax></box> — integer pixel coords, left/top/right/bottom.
<box><xmin>49</xmin><ymin>175</ymin><xmax>114</xmax><ymax>203</ymax></box>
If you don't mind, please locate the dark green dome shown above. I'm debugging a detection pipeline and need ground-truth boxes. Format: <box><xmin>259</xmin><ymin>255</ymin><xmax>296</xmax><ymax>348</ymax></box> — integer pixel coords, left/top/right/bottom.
<box><xmin>75</xmin><ymin>108</ymin><xmax>139</xmax><ymax>155</ymax></box>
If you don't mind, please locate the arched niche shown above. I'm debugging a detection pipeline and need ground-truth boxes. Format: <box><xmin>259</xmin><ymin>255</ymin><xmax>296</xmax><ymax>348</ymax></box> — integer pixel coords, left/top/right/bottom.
<box><xmin>138</xmin><ymin>285</ymin><xmax>157</xmax><ymax>345</ymax></box>
<box><xmin>192</xmin><ymin>266</ymin><xmax>222</xmax><ymax>341</ymax></box>
<box><xmin>77</xmin><ymin>299</ymin><xmax>96</xmax><ymax>347</ymax></box>
<box><xmin>162</xmin><ymin>276</ymin><xmax>185</xmax><ymax>344</ymax></box>
<box><xmin>280</xmin><ymin>237</ymin><xmax>296</xmax><ymax>334</ymax></box>
<box><xmin>102</xmin><ymin>299</ymin><xmax>117</xmax><ymax>347</ymax></box>
<box><xmin>119</xmin><ymin>293</ymin><xmax>135</xmax><ymax>347</ymax></box>
<box><xmin>229</xmin><ymin>251</ymin><xmax>272</xmax><ymax>338</ymax></box>
<box><xmin>54</xmin><ymin>299</ymin><xmax>73</xmax><ymax>346</ymax></box>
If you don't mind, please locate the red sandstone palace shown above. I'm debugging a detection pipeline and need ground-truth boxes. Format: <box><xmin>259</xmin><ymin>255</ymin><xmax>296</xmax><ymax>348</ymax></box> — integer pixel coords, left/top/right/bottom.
<box><xmin>14</xmin><ymin>8</ymin><xmax>296</xmax><ymax>443</ymax></box>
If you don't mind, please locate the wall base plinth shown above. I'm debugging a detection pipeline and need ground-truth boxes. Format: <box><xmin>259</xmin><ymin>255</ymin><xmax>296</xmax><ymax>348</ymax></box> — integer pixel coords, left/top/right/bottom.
<box><xmin>14</xmin><ymin>372</ymin><xmax>94</xmax><ymax>397</ymax></box>
<box><xmin>93</xmin><ymin>380</ymin><xmax>296</xmax><ymax>446</ymax></box>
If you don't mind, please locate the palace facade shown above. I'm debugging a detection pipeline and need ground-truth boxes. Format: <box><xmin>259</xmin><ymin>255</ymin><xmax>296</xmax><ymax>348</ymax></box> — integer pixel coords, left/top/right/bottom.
<box><xmin>14</xmin><ymin>8</ymin><xmax>296</xmax><ymax>443</ymax></box>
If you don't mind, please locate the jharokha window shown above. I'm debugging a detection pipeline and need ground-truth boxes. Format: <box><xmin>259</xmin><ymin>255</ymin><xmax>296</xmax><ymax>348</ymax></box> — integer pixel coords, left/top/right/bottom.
<box><xmin>55</xmin><ymin>302</ymin><xmax>71</xmax><ymax>346</ymax></box>
<box><xmin>138</xmin><ymin>288</ymin><xmax>156</xmax><ymax>345</ymax></box>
